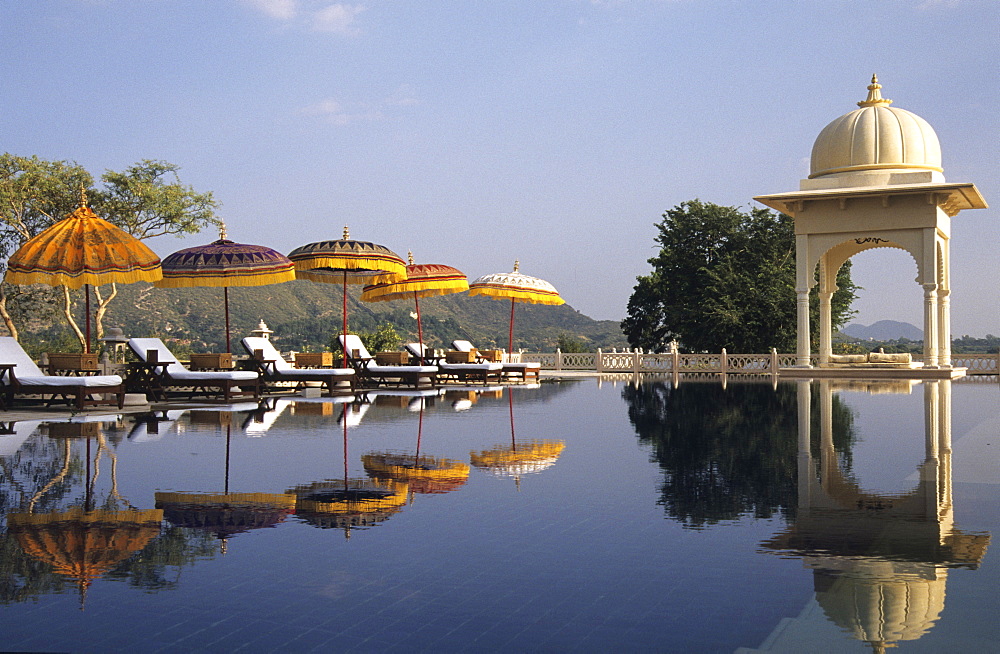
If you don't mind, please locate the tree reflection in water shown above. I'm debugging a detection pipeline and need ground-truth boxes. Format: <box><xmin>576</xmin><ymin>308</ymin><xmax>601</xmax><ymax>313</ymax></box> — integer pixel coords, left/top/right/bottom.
<box><xmin>0</xmin><ymin>421</ymin><xmax>219</xmax><ymax>606</ymax></box>
<box><xmin>622</xmin><ymin>380</ymin><xmax>855</xmax><ymax>528</ymax></box>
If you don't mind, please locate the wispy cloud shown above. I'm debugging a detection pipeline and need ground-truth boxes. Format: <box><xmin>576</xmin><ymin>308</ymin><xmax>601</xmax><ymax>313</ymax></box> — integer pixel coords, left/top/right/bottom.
<box><xmin>300</xmin><ymin>86</ymin><xmax>420</xmax><ymax>126</ymax></box>
<box><xmin>312</xmin><ymin>4</ymin><xmax>366</xmax><ymax>34</ymax></box>
<box><xmin>244</xmin><ymin>1</ymin><xmax>366</xmax><ymax>35</ymax></box>
<box><xmin>245</xmin><ymin>0</ymin><xmax>298</xmax><ymax>20</ymax></box>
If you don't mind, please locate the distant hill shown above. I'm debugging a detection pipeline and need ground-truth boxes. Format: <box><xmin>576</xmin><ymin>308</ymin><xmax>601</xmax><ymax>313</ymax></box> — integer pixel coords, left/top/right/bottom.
<box><xmin>22</xmin><ymin>281</ymin><xmax>628</xmax><ymax>354</ymax></box>
<box><xmin>841</xmin><ymin>320</ymin><xmax>923</xmax><ymax>341</ymax></box>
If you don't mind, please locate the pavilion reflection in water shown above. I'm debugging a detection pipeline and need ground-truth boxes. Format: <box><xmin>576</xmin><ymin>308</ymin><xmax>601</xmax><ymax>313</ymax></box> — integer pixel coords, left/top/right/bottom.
<box><xmin>757</xmin><ymin>380</ymin><xmax>990</xmax><ymax>653</ymax></box>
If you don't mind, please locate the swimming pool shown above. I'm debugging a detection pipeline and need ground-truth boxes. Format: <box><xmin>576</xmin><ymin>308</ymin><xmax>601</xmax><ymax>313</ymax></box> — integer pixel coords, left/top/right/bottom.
<box><xmin>1</xmin><ymin>379</ymin><xmax>998</xmax><ymax>652</ymax></box>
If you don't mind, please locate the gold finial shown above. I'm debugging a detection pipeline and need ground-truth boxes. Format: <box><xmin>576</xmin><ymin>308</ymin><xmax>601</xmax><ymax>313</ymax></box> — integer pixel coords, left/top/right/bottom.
<box><xmin>342</xmin><ymin>225</ymin><xmax>350</xmax><ymax>240</ymax></box>
<box><xmin>513</xmin><ymin>260</ymin><xmax>520</xmax><ymax>273</ymax></box>
<box><xmin>79</xmin><ymin>186</ymin><xmax>88</xmax><ymax>208</ymax></box>
<box><xmin>408</xmin><ymin>251</ymin><xmax>414</xmax><ymax>265</ymax></box>
<box><xmin>219</xmin><ymin>221</ymin><xmax>228</xmax><ymax>240</ymax></box>
<box><xmin>857</xmin><ymin>74</ymin><xmax>892</xmax><ymax>108</ymax></box>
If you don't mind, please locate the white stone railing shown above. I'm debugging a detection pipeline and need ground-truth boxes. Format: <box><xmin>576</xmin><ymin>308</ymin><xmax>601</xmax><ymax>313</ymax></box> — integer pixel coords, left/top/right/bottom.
<box><xmin>517</xmin><ymin>349</ymin><xmax>1000</xmax><ymax>376</ymax></box>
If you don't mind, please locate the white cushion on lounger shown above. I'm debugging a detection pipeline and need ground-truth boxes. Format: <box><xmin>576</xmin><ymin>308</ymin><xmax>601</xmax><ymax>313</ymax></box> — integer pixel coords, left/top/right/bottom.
<box><xmin>339</xmin><ymin>336</ymin><xmax>436</xmax><ymax>374</ymax></box>
<box><xmin>404</xmin><ymin>343</ymin><xmax>502</xmax><ymax>373</ymax></box>
<box><xmin>450</xmin><ymin>339</ymin><xmax>539</xmax><ymax>370</ymax></box>
<box><xmin>242</xmin><ymin>337</ymin><xmax>353</xmax><ymax>377</ymax></box>
<box><xmin>129</xmin><ymin>338</ymin><xmax>257</xmax><ymax>381</ymax></box>
<box><xmin>16</xmin><ymin>375</ymin><xmax>123</xmax><ymax>387</ymax></box>
<box><xmin>0</xmin><ymin>337</ymin><xmax>122</xmax><ymax>387</ymax></box>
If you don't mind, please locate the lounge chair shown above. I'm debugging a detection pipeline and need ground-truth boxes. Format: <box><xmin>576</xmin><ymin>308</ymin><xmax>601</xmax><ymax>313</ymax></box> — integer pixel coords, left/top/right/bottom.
<box><xmin>241</xmin><ymin>337</ymin><xmax>355</xmax><ymax>396</ymax></box>
<box><xmin>127</xmin><ymin>338</ymin><xmax>260</xmax><ymax>402</ymax></box>
<box><xmin>450</xmin><ymin>340</ymin><xmax>541</xmax><ymax>382</ymax></box>
<box><xmin>404</xmin><ymin>343</ymin><xmax>502</xmax><ymax>385</ymax></box>
<box><xmin>0</xmin><ymin>337</ymin><xmax>125</xmax><ymax>410</ymax></box>
<box><xmin>337</xmin><ymin>335</ymin><xmax>438</xmax><ymax>388</ymax></box>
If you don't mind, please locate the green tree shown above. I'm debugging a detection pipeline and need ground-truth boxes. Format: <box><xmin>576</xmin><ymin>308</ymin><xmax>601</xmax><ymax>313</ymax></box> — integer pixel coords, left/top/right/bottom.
<box><xmin>622</xmin><ymin>200</ymin><xmax>858</xmax><ymax>353</ymax></box>
<box><xmin>0</xmin><ymin>155</ymin><xmax>219</xmax><ymax>349</ymax></box>
<box><xmin>0</xmin><ymin>154</ymin><xmax>92</xmax><ymax>340</ymax></box>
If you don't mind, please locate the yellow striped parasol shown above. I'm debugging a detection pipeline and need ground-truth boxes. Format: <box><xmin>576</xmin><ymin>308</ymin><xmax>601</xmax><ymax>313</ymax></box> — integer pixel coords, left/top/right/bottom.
<box><xmin>4</xmin><ymin>193</ymin><xmax>162</xmax><ymax>352</ymax></box>
<box><xmin>289</xmin><ymin>226</ymin><xmax>407</xmax><ymax>366</ymax></box>
<box><xmin>468</xmin><ymin>260</ymin><xmax>564</xmax><ymax>354</ymax></box>
<box><xmin>361</xmin><ymin>253</ymin><xmax>468</xmax><ymax>361</ymax></box>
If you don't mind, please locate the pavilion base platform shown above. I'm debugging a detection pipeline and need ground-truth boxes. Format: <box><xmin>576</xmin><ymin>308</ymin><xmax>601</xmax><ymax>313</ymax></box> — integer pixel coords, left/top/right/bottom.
<box><xmin>779</xmin><ymin>365</ymin><xmax>967</xmax><ymax>380</ymax></box>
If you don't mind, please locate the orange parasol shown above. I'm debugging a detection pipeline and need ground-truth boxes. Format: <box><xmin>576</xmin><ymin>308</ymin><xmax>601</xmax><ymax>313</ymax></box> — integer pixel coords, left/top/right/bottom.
<box><xmin>4</xmin><ymin>191</ymin><xmax>162</xmax><ymax>352</ymax></box>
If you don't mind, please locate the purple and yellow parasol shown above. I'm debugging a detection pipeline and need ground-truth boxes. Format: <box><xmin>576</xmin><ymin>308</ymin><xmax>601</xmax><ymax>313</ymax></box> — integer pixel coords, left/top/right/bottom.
<box><xmin>154</xmin><ymin>225</ymin><xmax>296</xmax><ymax>353</ymax></box>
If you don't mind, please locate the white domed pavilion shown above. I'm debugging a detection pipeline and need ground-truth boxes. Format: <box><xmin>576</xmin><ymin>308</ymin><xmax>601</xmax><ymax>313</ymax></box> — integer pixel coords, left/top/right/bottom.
<box><xmin>755</xmin><ymin>76</ymin><xmax>987</xmax><ymax>376</ymax></box>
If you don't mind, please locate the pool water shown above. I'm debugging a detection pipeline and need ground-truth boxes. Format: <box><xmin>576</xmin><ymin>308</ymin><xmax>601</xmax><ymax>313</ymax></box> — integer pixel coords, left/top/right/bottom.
<box><xmin>1</xmin><ymin>379</ymin><xmax>998</xmax><ymax>652</ymax></box>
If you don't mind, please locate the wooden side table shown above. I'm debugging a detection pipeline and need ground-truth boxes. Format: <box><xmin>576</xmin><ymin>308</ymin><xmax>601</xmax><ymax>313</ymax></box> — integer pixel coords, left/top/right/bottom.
<box><xmin>375</xmin><ymin>351</ymin><xmax>409</xmax><ymax>365</ymax></box>
<box><xmin>47</xmin><ymin>353</ymin><xmax>100</xmax><ymax>376</ymax></box>
<box><xmin>189</xmin><ymin>353</ymin><xmax>234</xmax><ymax>370</ymax></box>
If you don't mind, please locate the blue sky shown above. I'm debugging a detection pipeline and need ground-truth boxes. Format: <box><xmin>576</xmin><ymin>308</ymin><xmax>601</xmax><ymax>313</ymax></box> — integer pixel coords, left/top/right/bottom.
<box><xmin>2</xmin><ymin>0</ymin><xmax>998</xmax><ymax>334</ymax></box>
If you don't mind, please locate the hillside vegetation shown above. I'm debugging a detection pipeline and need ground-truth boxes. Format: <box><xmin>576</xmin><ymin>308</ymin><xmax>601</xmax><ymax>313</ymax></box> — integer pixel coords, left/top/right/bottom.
<box><xmin>22</xmin><ymin>281</ymin><xmax>627</xmax><ymax>355</ymax></box>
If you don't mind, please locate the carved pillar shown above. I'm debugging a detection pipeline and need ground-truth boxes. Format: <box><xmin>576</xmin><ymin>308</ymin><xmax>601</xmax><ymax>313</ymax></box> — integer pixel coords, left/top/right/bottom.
<box><xmin>923</xmin><ymin>283</ymin><xmax>940</xmax><ymax>368</ymax></box>
<box><xmin>796</xmin><ymin>290</ymin><xmax>812</xmax><ymax>367</ymax></box>
<box><xmin>939</xmin><ymin>287</ymin><xmax>952</xmax><ymax>367</ymax></box>
<box><xmin>795</xmin><ymin>235</ymin><xmax>812</xmax><ymax>367</ymax></box>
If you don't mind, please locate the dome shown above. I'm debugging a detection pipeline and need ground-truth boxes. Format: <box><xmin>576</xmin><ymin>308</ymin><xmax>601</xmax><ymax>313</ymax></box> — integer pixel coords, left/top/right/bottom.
<box><xmin>810</xmin><ymin>76</ymin><xmax>942</xmax><ymax>179</ymax></box>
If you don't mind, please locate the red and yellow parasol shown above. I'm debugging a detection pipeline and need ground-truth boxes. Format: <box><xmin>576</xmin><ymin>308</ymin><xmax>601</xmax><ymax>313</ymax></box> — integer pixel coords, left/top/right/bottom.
<box><xmin>469</xmin><ymin>260</ymin><xmax>563</xmax><ymax>354</ymax></box>
<box><xmin>4</xmin><ymin>192</ymin><xmax>162</xmax><ymax>352</ymax></box>
<box><xmin>361</xmin><ymin>252</ymin><xmax>468</xmax><ymax>361</ymax></box>
<box><xmin>154</xmin><ymin>224</ymin><xmax>296</xmax><ymax>352</ymax></box>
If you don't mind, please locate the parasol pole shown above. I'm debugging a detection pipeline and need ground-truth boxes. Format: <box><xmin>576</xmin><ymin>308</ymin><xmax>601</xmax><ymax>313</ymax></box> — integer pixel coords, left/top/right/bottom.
<box><xmin>224</xmin><ymin>287</ymin><xmax>231</xmax><ymax>354</ymax></box>
<box><xmin>342</xmin><ymin>270</ymin><xmax>349</xmax><ymax>368</ymax></box>
<box><xmin>508</xmin><ymin>298</ymin><xmax>515</xmax><ymax>357</ymax></box>
<box><xmin>343</xmin><ymin>416</ymin><xmax>349</xmax><ymax>492</ymax></box>
<box><xmin>224</xmin><ymin>423</ymin><xmax>231</xmax><ymax>495</ymax></box>
<box><xmin>84</xmin><ymin>284</ymin><xmax>92</xmax><ymax>354</ymax></box>
<box><xmin>414</xmin><ymin>291</ymin><xmax>425</xmax><ymax>363</ymax></box>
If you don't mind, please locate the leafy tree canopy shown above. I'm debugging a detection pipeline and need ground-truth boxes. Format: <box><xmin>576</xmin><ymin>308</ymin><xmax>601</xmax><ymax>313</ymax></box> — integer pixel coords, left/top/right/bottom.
<box><xmin>0</xmin><ymin>154</ymin><xmax>219</xmax><ymax>343</ymax></box>
<box><xmin>622</xmin><ymin>200</ymin><xmax>858</xmax><ymax>353</ymax></box>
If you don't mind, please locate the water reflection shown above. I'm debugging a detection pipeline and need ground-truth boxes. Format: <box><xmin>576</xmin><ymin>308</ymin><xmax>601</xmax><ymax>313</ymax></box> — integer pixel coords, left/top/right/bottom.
<box><xmin>469</xmin><ymin>389</ymin><xmax>566</xmax><ymax>489</ymax></box>
<box><xmin>623</xmin><ymin>380</ymin><xmax>855</xmax><ymax>528</ymax></box>
<box><xmin>759</xmin><ymin>380</ymin><xmax>990</xmax><ymax>652</ymax></box>
<box><xmin>363</xmin><ymin>401</ymin><xmax>471</xmax><ymax>497</ymax></box>
<box><xmin>155</xmin><ymin>407</ymin><xmax>296</xmax><ymax>554</ymax></box>
<box><xmin>4</xmin><ymin>417</ymin><xmax>164</xmax><ymax>608</ymax></box>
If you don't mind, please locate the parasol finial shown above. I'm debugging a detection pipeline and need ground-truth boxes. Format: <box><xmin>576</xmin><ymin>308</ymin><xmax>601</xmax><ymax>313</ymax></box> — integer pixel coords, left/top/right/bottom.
<box><xmin>408</xmin><ymin>251</ymin><xmax>414</xmax><ymax>265</ymax></box>
<box><xmin>78</xmin><ymin>186</ymin><xmax>88</xmax><ymax>209</ymax></box>
<box><xmin>343</xmin><ymin>225</ymin><xmax>350</xmax><ymax>240</ymax></box>
<box><xmin>857</xmin><ymin>74</ymin><xmax>892</xmax><ymax>108</ymax></box>
<box><xmin>513</xmin><ymin>260</ymin><xmax>520</xmax><ymax>273</ymax></box>
<box><xmin>219</xmin><ymin>221</ymin><xmax>228</xmax><ymax>241</ymax></box>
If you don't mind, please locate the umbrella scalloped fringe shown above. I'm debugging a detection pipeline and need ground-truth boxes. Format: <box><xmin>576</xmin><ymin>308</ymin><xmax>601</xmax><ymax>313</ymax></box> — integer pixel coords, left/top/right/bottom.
<box><xmin>469</xmin><ymin>285</ymin><xmax>565</xmax><ymax>306</ymax></box>
<box><xmin>153</xmin><ymin>270</ymin><xmax>297</xmax><ymax>288</ymax></box>
<box><xmin>362</xmin><ymin>279</ymin><xmax>469</xmax><ymax>302</ymax></box>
